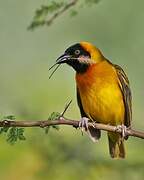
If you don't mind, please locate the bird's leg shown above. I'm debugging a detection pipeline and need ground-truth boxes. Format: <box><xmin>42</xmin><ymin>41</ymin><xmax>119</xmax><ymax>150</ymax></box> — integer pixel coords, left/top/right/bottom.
<box><xmin>79</xmin><ymin>118</ymin><xmax>101</xmax><ymax>142</ymax></box>
<box><xmin>116</xmin><ymin>124</ymin><xmax>127</xmax><ymax>139</ymax></box>
<box><xmin>79</xmin><ymin>117</ymin><xmax>89</xmax><ymax>135</ymax></box>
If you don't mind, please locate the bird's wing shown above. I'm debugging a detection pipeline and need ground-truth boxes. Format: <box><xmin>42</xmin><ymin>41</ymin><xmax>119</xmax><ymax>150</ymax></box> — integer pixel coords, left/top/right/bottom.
<box><xmin>77</xmin><ymin>88</ymin><xmax>88</xmax><ymax>117</ymax></box>
<box><xmin>76</xmin><ymin>87</ymin><xmax>101</xmax><ymax>141</ymax></box>
<box><xmin>114</xmin><ymin>64</ymin><xmax>132</xmax><ymax>127</ymax></box>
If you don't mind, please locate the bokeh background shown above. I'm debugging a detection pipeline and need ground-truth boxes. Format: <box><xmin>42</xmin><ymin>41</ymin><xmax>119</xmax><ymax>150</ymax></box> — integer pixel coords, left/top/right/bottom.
<box><xmin>0</xmin><ymin>0</ymin><xmax>144</xmax><ymax>179</ymax></box>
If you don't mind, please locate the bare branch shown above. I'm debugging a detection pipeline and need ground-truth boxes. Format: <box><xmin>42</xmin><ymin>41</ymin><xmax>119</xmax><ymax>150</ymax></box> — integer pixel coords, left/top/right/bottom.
<box><xmin>0</xmin><ymin>117</ymin><xmax>144</xmax><ymax>139</ymax></box>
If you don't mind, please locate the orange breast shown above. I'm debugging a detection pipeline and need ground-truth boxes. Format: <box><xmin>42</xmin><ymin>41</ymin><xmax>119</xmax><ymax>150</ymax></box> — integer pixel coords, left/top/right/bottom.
<box><xmin>76</xmin><ymin>60</ymin><xmax>125</xmax><ymax>125</ymax></box>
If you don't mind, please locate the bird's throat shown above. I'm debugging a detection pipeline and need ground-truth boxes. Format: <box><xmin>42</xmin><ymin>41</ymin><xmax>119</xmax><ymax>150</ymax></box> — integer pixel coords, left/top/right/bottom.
<box><xmin>68</xmin><ymin>61</ymin><xmax>89</xmax><ymax>73</ymax></box>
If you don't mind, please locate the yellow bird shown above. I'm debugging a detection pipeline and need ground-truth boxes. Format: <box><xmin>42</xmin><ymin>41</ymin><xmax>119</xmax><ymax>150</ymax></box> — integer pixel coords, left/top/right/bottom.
<box><xmin>56</xmin><ymin>42</ymin><xmax>132</xmax><ymax>158</ymax></box>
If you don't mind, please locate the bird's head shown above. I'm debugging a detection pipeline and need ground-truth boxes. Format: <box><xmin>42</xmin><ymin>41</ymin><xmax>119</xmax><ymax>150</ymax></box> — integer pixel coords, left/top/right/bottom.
<box><xmin>56</xmin><ymin>42</ymin><xmax>104</xmax><ymax>73</ymax></box>
<box><xmin>49</xmin><ymin>42</ymin><xmax>105</xmax><ymax>78</ymax></box>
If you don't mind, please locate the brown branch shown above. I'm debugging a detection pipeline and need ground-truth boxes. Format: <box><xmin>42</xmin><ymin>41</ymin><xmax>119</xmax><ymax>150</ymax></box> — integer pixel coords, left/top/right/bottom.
<box><xmin>0</xmin><ymin>117</ymin><xmax>144</xmax><ymax>139</ymax></box>
<box><xmin>46</xmin><ymin>0</ymin><xmax>79</xmax><ymax>26</ymax></box>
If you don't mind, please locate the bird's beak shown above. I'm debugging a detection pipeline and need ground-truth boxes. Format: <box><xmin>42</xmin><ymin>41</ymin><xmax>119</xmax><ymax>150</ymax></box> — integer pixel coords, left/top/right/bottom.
<box><xmin>56</xmin><ymin>53</ymin><xmax>71</xmax><ymax>64</ymax></box>
<box><xmin>49</xmin><ymin>53</ymin><xmax>72</xmax><ymax>79</ymax></box>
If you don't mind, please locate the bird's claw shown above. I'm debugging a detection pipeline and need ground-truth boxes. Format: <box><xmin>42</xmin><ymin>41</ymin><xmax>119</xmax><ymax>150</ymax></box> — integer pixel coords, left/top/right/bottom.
<box><xmin>79</xmin><ymin>117</ymin><xmax>89</xmax><ymax>135</ymax></box>
<box><xmin>116</xmin><ymin>124</ymin><xmax>127</xmax><ymax>139</ymax></box>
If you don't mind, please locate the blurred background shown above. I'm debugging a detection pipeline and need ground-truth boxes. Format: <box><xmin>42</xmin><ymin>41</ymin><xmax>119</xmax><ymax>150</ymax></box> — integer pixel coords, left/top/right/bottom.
<box><xmin>0</xmin><ymin>0</ymin><xmax>144</xmax><ymax>179</ymax></box>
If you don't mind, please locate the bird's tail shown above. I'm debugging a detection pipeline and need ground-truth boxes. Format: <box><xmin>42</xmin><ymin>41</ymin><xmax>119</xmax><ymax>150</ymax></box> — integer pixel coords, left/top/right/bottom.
<box><xmin>107</xmin><ymin>132</ymin><xmax>125</xmax><ymax>158</ymax></box>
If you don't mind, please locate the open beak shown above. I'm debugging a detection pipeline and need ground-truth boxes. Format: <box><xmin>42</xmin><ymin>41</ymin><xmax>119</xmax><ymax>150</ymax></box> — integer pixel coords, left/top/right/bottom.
<box><xmin>48</xmin><ymin>53</ymin><xmax>72</xmax><ymax>79</ymax></box>
<box><xmin>56</xmin><ymin>53</ymin><xmax>71</xmax><ymax>64</ymax></box>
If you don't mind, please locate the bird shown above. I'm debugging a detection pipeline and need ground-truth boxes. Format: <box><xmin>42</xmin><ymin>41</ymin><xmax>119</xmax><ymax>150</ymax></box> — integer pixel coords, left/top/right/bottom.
<box><xmin>55</xmin><ymin>42</ymin><xmax>132</xmax><ymax>158</ymax></box>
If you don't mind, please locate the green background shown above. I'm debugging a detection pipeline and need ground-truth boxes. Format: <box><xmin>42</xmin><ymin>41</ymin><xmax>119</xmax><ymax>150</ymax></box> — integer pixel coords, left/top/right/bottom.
<box><xmin>0</xmin><ymin>0</ymin><xmax>144</xmax><ymax>179</ymax></box>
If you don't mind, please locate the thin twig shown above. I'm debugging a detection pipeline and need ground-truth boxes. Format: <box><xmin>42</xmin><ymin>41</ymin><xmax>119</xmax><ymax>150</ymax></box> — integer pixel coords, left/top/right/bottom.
<box><xmin>46</xmin><ymin>0</ymin><xmax>79</xmax><ymax>26</ymax></box>
<box><xmin>0</xmin><ymin>118</ymin><xmax>144</xmax><ymax>139</ymax></box>
<box><xmin>61</xmin><ymin>100</ymin><xmax>72</xmax><ymax>117</ymax></box>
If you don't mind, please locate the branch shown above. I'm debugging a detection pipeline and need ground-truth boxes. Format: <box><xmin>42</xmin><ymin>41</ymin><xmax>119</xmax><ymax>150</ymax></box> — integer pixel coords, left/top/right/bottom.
<box><xmin>28</xmin><ymin>0</ymin><xmax>101</xmax><ymax>30</ymax></box>
<box><xmin>46</xmin><ymin>0</ymin><xmax>79</xmax><ymax>26</ymax></box>
<box><xmin>0</xmin><ymin>117</ymin><xmax>144</xmax><ymax>139</ymax></box>
<box><xmin>28</xmin><ymin>0</ymin><xmax>79</xmax><ymax>30</ymax></box>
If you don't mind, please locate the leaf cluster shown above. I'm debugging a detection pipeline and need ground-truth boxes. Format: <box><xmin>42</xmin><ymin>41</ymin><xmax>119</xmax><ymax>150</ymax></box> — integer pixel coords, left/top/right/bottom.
<box><xmin>45</xmin><ymin>112</ymin><xmax>60</xmax><ymax>134</ymax></box>
<box><xmin>28</xmin><ymin>0</ymin><xmax>101</xmax><ymax>30</ymax></box>
<box><xmin>0</xmin><ymin>115</ymin><xmax>26</xmax><ymax>145</ymax></box>
<box><xmin>0</xmin><ymin>112</ymin><xmax>61</xmax><ymax>145</ymax></box>
<box><xmin>28</xmin><ymin>1</ymin><xmax>65</xmax><ymax>30</ymax></box>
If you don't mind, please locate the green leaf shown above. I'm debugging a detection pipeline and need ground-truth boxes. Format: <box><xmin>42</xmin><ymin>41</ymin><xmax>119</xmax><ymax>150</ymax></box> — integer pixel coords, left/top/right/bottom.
<box><xmin>52</xmin><ymin>125</ymin><xmax>60</xmax><ymax>131</ymax></box>
<box><xmin>18</xmin><ymin>134</ymin><xmax>26</xmax><ymax>141</ymax></box>
<box><xmin>28</xmin><ymin>1</ymin><xmax>64</xmax><ymax>30</ymax></box>
<box><xmin>4</xmin><ymin>127</ymin><xmax>26</xmax><ymax>145</ymax></box>
<box><xmin>2</xmin><ymin>115</ymin><xmax>16</xmax><ymax>120</ymax></box>
<box><xmin>0</xmin><ymin>127</ymin><xmax>10</xmax><ymax>134</ymax></box>
<box><xmin>17</xmin><ymin>128</ymin><xmax>26</xmax><ymax>141</ymax></box>
<box><xmin>45</xmin><ymin>112</ymin><xmax>61</xmax><ymax>134</ymax></box>
<box><xmin>6</xmin><ymin>127</ymin><xmax>17</xmax><ymax>145</ymax></box>
<box><xmin>48</xmin><ymin>112</ymin><xmax>61</xmax><ymax>121</ymax></box>
<box><xmin>0</xmin><ymin>115</ymin><xmax>26</xmax><ymax>144</ymax></box>
<box><xmin>45</xmin><ymin>126</ymin><xmax>50</xmax><ymax>134</ymax></box>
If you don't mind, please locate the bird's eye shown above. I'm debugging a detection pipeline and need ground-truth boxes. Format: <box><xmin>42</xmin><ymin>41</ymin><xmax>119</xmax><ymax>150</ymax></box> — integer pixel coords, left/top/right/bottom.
<box><xmin>75</xmin><ymin>49</ymin><xmax>80</xmax><ymax>55</ymax></box>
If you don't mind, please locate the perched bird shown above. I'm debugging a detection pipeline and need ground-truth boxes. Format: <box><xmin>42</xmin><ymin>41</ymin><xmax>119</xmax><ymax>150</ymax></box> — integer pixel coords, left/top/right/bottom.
<box><xmin>55</xmin><ymin>42</ymin><xmax>132</xmax><ymax>158</ymax></box>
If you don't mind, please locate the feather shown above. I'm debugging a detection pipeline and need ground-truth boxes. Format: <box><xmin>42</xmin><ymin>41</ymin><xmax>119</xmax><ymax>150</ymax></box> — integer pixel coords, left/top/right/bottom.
<box><xmin>114</xmin><ymin>64</ymin><xmax>132</xmax><ymax>128</ymax></box>
<box><xmin>77</xmin><ymin>88</ymin><xmax>101</xmax><ymax>141</ymax></box>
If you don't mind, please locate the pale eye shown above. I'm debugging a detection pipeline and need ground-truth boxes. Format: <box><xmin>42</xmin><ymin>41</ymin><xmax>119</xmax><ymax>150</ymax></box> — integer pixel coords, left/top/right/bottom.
<box><xmin>75</xmin><ymin>49</ymin><xmax>80</xmax><ymax>55</ymax></box>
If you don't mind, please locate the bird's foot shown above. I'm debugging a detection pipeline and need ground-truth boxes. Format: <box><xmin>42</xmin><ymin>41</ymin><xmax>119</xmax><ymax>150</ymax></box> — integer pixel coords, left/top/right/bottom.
<box><xmin>116</xmin><ymin>124</ymin><xmax>127</xmax><ymax>139</ymax></box>
<box><xmin>79</xmin><ymin>117</ymin><xmax>89</xmax><ymax>135</ymax></box>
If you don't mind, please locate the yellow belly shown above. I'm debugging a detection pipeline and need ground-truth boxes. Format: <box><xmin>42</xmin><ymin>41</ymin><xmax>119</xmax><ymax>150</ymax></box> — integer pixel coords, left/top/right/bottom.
<box><xmin>76</xmin><ymin>61</ymin><xmax>125</xmax><ymax>125</ymax></box>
